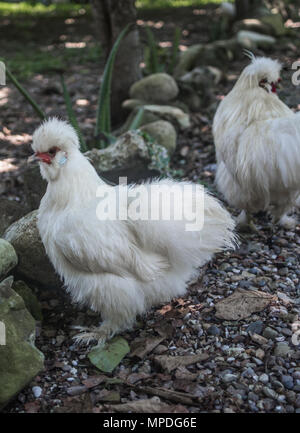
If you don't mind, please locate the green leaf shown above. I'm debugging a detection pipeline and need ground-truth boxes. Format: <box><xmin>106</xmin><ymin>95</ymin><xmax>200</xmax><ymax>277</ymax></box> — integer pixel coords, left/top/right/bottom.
<box><xmin>145</xmin><ymin>27</ymin><xmax>160</xmax><ymax>74</ymax></box>
<box><xmin>60</xmin><ymin>75</ymin><xmax>88</xmax><ymax>153</ymax></box>
<box><xmin>128</xmin><ymin>107</ymin><xmax>144</xmax><ymax>130</ymax></box>
<box><xmin>95</xmin><ymin>24</ymin><xmax>131</xmax><ymax>141</ymax></box>
<box><xmin>88</xmin><ymin>337</ymin><xmax>130</xmax><ymax>373</ymax></box>
<box><xmin>168</xmin><ymin>27</ymin><xmax>181</xmax><ymax>75</ymax></box>
<box><xmin>5</xmin><ymin>66</ymin><xmax>45</xmax><ymax>120</ymax></box>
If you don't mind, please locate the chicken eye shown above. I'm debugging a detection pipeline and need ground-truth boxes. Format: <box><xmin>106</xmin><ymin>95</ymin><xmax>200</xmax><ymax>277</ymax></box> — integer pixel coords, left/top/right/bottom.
<box><xmin>48</xmin><ymin>147</ymin><xmax>58</xmax><ymax>157</ymax></box>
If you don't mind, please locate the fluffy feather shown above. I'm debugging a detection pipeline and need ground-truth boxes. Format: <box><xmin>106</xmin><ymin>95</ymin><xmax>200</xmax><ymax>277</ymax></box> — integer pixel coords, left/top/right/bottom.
<box><xmin>213</xmin><ymin>55</ymin><xmax>300</xmax><ymax>228</ymax></box>
<box><xmin>33</xmin><ymin>118</ymin><xmax>236</xmax><ymax>345</ymax></box>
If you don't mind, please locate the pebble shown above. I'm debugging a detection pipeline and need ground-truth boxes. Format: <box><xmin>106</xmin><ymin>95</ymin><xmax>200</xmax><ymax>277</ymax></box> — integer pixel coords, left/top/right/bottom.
<box><xmin>274</xmin><ymin>342</ymin><xmax>292</xmax><ymax>357</ymax></box>
<box><xmin>281</xmin><ymin>375</ymin><xmax>294</xmax><ymax>390</ymax></box>
<box><xmin>222</xmin><ymin>373</ymin><xmax>238</xmax><ymax>383</ymax></box>
<box><xmin>259</xmin><ymin>373</ymin><xmax>269</xmax><ymax>384</ymax></box>
<box><xmin>263</xmin><ymin>387</ymin><xmax>277</xmax><ymax>399</ymax></box>
<box><xmin>247</xmin><ymin>321</ymin><xmax>264</xmax><ymax>335</ymax></box>
<box><xmin>207</xmin><ymin>325</ymin><xmax>221</xmax><ymax>336</ymax></box>
<box><xmin>263</xmin><ymin>327</ymin><xmax>278</xmax><ymax>340</ymax></box>
<box><xmin>251</xmin><ymin>333</ymin><xmax>268</xmax><ymax>345</ymax></box>
<box><xmin>32</xmin><ymin>386</ymin><xmax>42</xmax><ymax>398</ymax></box>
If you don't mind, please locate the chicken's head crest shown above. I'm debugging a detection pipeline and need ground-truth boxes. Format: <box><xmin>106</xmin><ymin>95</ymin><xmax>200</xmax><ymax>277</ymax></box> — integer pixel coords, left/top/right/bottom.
<box><xmin>30</xmin><ymin>118</ymin><xmax>80</xmax><ymax>181</ymax></box>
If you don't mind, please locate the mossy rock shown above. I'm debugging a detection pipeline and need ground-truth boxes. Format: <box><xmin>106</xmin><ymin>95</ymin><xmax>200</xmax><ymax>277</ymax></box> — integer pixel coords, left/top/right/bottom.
<box><xmin>3</xmin><ymin>211</ymin><xmax>62</xmax><ymax>290</ymax></box>
<box><xmin>0</xmin><ymin>276</ymin><xmax>44</xmax><ymax>409</ymax></box>
<box><xmin>0</xmin><ymin>238</ymin><xmax>18</xmax><ymax>281</ymax></box>
<box><xmin>12</xmin><ymin>280</ymin><xmax>43</xmax><ymax>322</ymax></box>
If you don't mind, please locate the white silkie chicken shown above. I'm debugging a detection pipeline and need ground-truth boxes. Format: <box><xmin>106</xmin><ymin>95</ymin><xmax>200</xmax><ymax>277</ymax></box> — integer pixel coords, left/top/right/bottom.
<box><xmin>31</xmin><ymin>118</ymin><xmax>235</xmax><ymax>345</ymax></box>
<box><xmin>213</xmin><ymin>53</ymin><xmax>300</xmax><ymax>230</ymax></box>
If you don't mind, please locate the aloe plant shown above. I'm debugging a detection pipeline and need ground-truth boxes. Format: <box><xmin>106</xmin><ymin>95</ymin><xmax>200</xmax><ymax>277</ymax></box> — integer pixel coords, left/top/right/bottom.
<box><xmin>5</xmin><ymin>25</ymin><xmax>143</xmax><ymax>153</ymax></box>
<box><xmin>60</xmin><ymin>75</ymin><xmax>88</xmax><ymax>152</ymax></box>
<box><xmin>5</xmin><ymin>67</ymin><xmax>45</xmax><ymax>120</ymax></box>
<box><xmin>168</xmin><ymin>27</ymin><xmax>181</xmax><ymax>75</ymax></box>
<box><xmin>145</xmin><ymin>26</ymin><xmax>181</xmax><ymax>75</ymax></box>
<box><xmin>145</xmin><ymin>27</ymin><xmax>160</xmax><ymax>74</ymax></box>
<box><xmin>128</xmin><ymin>107</ymin><xmax>144</xmax><ymax>131</ymax></box>
<box><xmin>95</xmin><ymin>24</ymin><xmax>131</xmax><ymax>145</ymax></box>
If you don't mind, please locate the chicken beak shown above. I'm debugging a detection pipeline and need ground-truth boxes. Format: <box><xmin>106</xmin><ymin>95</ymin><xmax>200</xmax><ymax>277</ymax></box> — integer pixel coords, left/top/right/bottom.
<box><xmin>28</xmin><ymin>152</ymin><xmax>52</xmax><ymax>164</ymax></box>
<box><xmin>27</xmin><ymin>153</ymin><xmax>39</xmax><ymax>163</ymax></box>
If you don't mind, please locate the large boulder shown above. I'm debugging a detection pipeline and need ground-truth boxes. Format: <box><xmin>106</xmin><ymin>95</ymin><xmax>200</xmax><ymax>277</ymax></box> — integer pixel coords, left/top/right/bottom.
<box><xmin>233</xmin><ymin>18</ymin><xmax>274</xmax><ymax>35</ymax></box>
<box><xmin>0</xmin><ymin>199</ymin><xmax>27</xmax><ymax>237</ymax></box>
<box><xmin>86</xmin><ymin>130</ymin><xmax>171</xmax><ymax>176</ymax></box>
<box><xmin>260</xmin><ymin>13</ymin><xmax>286</xmax><ymax>37</ymax></box>
<box><xmin>236</xmin><ymin>30</ymin><xmax>276</xmax><ymax>49</ymax></box>
<box><xmin>0</xmin><ymin>238</ymin><xmax>18</xmax><ymax>281</ymax></box>
<box><xmin>0</xmin><ymin>276</ymin><xmax>44</xmax><ymax>409</ymax></box>
<box><xmin>12</xmin><ymin>280</ymin><xmax>43</xmax><ymax>322</ymax></box>
<box><xmin>129</xmin><ymin>73</ymin><xmax>179</xmax><ymax>104</ymax></box>
<box><xmin>140</xmin><ymin>121</ymin><xmax>177</xmax><ymax>156</ymax></box>
<box><xmin>123</xmin><ymin>105</ymin><xmax>190</xmax><ymax>131</ymax></box>
<box><xmin>174</xmin><ymin>39</ymin><xmax>240</xmax><ymax>79</ymax></box>
<box><xmin>23</xmin><ymin>165</ymin><xmax>47</xmax><ymax>211</ymax></box>
<box><xmin>3</xmin><ymin>211</ymin><xmax>62</xmax><ymax>290</ymax></box>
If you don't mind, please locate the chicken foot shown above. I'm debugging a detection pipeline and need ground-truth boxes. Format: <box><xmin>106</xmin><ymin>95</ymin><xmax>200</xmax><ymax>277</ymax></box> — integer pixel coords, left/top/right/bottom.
<box><xmin>236</xmin><ymin>210</ymin><xmax>259</xmax><ymax>233</ymax></box>
<box><xmin>72</xmin><ymin>321</ymin><xmax>120</xmax><ymax>347</ymax></box>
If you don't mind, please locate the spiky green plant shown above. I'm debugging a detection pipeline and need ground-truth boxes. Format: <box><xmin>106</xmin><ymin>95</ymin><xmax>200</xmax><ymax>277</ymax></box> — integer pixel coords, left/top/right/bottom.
<box><xmin>145</xmin><ymin>27</ymin><xmax>160</xmax><ymax>74</ymax></box>
<box><xmin>5</xmin><ymin>67</ymin><xmax>45</xmax><ymax>119</ymax></box>
<box><xmin>145</xmin><ymin>26</ymin><xmax>181</xmax><ymax>75</ymax></box>
<box><xmin>95</xmin><ymin>24</ymin><xmax>131</xmax><ymax>146</ymax></box>
<box><xmin>5</xmin><ymin>25</ymin><xmax>146</xmax><ymax>153</ymax></box>
<box><xmin>168</xmin><ymin>27</ymin><xmax>181</xmax><ymax>75</ymax></box>
<box><xmin>128</xmin><ymin>107</ymin><xmax>144</xmax><ymax>131</ymax></box>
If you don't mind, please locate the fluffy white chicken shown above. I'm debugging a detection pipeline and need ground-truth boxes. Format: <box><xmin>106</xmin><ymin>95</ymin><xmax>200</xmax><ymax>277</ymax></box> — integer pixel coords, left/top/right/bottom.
<box><xmin>213</xmin><ymin>54</ymin><xmax>300</xmax><ymax>229</ymax></box>
<box><xmin>32</xmin><ymin>118</ymin><xmax>235</xmax><ymax>345</ymax></box>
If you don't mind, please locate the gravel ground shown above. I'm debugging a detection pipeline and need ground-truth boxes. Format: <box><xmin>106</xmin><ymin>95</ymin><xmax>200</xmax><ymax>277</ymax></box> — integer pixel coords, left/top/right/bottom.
<box><xmin>2</xmin><ymin>110</ymin><xmax>300</xmax><ymax>413</ymax></box>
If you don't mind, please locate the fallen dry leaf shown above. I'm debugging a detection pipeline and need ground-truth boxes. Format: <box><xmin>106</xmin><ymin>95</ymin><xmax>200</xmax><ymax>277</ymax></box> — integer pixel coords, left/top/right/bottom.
<box><xmin>215</xmin><ymin>288</ymin><xmax>276</xmax><ymax>320</ymax></box>
<box><xmin>82</xmin><ymin>375</ymin><xmax>107</xmax><ymax>388</ymax></box>
<box><xmin>175</xmin><ymin>366</ymin><xmax>198</xmax><ymax>381</ymax></box>
<box><xmin>139</xmin><ymin>385</ymin><xmax>199</xmax><ymax>406</ymax></box>
<box><xmin>127</xmin><ymin>372</ymin><xmax>151</xmax><ymax>384</ymax></box>
<box><xmin>154</xmin><ymin>353</ymin><xmax>209</xmax><ymax>373</ymax></box>
<box><xmin>106</xmin><ymin>397</ymin><xmax>185</xmax><ymax>413</ymax></box>
<box><xmin>130</xmin><ymin>335</ymin><xmax>165</xmax><ymax>359</ymax></box>
<box><xmin>24</xmin><ymin>401</ymin><xmax>40</xmax><ymax>413</ymax></box>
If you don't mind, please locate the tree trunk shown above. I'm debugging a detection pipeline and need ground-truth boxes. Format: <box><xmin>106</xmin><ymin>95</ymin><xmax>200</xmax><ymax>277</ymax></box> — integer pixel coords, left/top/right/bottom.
<box><xmin>91</xmin><ymin>0</ymin><xmax>142</xmax><ymax>126</ymax></box>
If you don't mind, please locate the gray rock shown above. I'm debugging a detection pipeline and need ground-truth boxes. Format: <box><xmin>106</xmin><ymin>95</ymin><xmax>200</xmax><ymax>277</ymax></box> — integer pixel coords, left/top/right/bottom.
<box><xmin>207</xmin><ymin>325</ymin><xmax>221</xmax><ymax>336</ymax></box>
<box><xmin>32</xmin><ymin>386</ymin><xmax>42</xmax><ymax>398</ymax></box>
<box><xmin>86</xmin><ymin>130</ymin><xmax>171</xmax><ymax>176</ymax></box>
<box><xmin>247</xmin><ymin>321</ymin><xmax>264</xmax><ymax>335</ymax></box>
<box><xmin>0</xmin><ymin>238</ymin><xmax>18</xmax><ymax>280</ymax></box>
<box><xmin>236</xmin><ymin>30</ymin><xmax>276</xmax><ymax>49</ymax></box>
<box><xmin>281</xmin><ymin>375</ymin><xmax>294</xmax><ymax>390</ymax></box>
<box><xmin>0</xmin><ymin>199</ymin><xmax>27</xmax><ymax>237</ymax></box>
<box><xmin>263</xmin><ymin>327</ymin><xmax>279</xmax><ymax>340</ymax></box>
<box><xmin>259</xmin><ymin>373</ymin><xmax>269</xmax><ymax>384</ymax></box>
<box><xmin>130</xmin><ymin>73</ymin><xmax>179</xmax><ymax>104</ymax></box>
<box><xmin>263</xmin><ymin>386</ymin><xmax>277</xmax><ymax>399</ymax></box>
<box><xmin>140</xmin><ymin>120</ymin><xmax>177</xmax><ymax>156</ymax></box>
<box><xmin>0</xmin><ymin>276</ymin><xmax>44</xmax><ymax>409</ymax></box>
<box><xmin>222</xmin><ymin>373</ymin><xmax>238</xmax><ymax>383</ymax></box>
<box><xmin>274</xmin><ymin>342</ymin><xmax>293</xmax><ymax>358</ymax></box>
<box><xmin>3</xmin><ymin>211</ymin><xmax>61</xmax><ymax>290</ymax></box>
<box><xmin>260</xmin><ymin>13</ymin><xmax>287</xmax><ymax>36</ymax></box>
